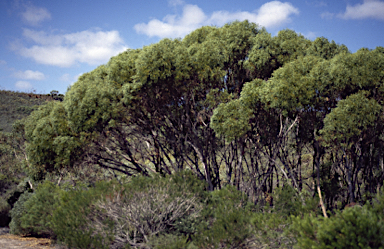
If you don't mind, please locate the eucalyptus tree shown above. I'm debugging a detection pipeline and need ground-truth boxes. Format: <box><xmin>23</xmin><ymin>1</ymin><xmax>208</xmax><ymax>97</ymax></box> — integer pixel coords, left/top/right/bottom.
<box><xmin>23</xmin><ymin>19</ymin><xmax>384</xmax><ymax>208</ymax></box>
<box><xmin>211</xmin><ymin>35</ymin><xmax>353</xmax><ymax>204</ymax></box>
<box><xmin>320</xmin><ymin>92</ymin><xmax>382</xmax><ymax>203</ymax></box>
<box><xmin>24</xmin><ymin>101</ymin><xmax>82</xmax><ymax>180</ymax></box>
<box><xmin>245</xmin><ymin>29</ymin><xmax>311</xmax><ymax>80</ymax></box>
<box><xmin>123</xmin><ymin>20</ymin><xmax>260</xmax><ymax>189</ymax></box>
<box><xmin>319</xmin><ymin>48</ymin><xmax>384</xmax><ymax>203</ymax></box>
<box><xmin>24</xmin><ymin>21</ymin><xmax>260</xmax><ymax>190</ymax></box>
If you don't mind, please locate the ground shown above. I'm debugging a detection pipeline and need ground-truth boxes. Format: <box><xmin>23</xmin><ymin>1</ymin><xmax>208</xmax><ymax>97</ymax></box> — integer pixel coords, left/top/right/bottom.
<box><xmin>0</xmin><ymin>228</ymin><xmax>66</xmax><ymax>249</ymax></box>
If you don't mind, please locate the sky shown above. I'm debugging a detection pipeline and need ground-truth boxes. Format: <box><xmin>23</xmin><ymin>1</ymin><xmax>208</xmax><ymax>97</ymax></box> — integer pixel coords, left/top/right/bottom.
<box><xmin>0</xmin><ymin>0</ymin><xmax>383</xmax><ymax>94</ymax></box>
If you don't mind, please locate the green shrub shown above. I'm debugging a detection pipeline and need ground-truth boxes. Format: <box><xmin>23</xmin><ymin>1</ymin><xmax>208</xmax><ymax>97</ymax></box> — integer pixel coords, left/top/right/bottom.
<box><xmin>9</xmin><ymin>191</ymin><xmax>33</xmax><ymax>235</ymax></box>
<box><xmin>20</xmin><ymin>181</ymin><xmax>60</xmax><ymax>236</ymax></box>
<box><xmin>194</xmin><ymin>185</ymin><xmax>255</xmax><ymax>249</ymax></box>
<box><xmin>292</xmin><ymin>205</ymin><xmax>384</xmax><ymax>249</ymax></box>
<box><xmin>51</xmin><ymin>182</ymin><xmax>113</xmax><ymax>249</ymax></box>
<box><xmin>251</xmin><ymin>212</ymin><xmax>295</xmax><ymax>248</ymax></box>
<box><xmin>273</xmin><ymin>185</ymin><xmax>304</xmax><ymax>217</ymax></box>
<box><xmin>148</xmin><ymin>234</ymin><xmax>193</xmax><ymax>249</ymax></box>
<box><xmin>369</xmin><ymin>185</ymin><xmax>384</xmax><ymax>220</ymax></box>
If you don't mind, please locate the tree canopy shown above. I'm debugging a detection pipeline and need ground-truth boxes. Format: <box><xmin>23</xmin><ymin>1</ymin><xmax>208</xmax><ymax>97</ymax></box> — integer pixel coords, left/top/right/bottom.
<box><xmin>23</xmin><ymin>20</ymin><xmax>384</xmax><ymax>207</ymax></box>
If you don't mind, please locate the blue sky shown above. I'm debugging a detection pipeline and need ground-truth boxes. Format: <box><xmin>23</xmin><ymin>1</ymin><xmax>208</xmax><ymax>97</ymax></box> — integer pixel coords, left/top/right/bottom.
<box><xmin>0</xmin><ymin>0</ymin><xmax>383</xmax><ymax>94</ymax></box>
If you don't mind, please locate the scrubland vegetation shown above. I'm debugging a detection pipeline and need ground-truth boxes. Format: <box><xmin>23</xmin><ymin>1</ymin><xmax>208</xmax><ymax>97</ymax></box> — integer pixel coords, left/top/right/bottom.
<box><xmin>1</xmin><ymin>20</ymin><xmax>384</xmax><ymax>248</ymax></box>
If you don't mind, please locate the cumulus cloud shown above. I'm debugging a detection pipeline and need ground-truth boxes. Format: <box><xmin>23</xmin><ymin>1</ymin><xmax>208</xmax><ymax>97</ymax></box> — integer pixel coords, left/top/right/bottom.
<box><xmin>14</xmin><ymin>29</ymin><xmax>128</xmax><ymax>67</ymax></box>
<box><xmin>13</xmin><ymin>70</ymin><xmax>45</xmax><ymax>80</ymax></box>
<box><xmin>135</xmin><ymin>4</ymin><xmax>206</xmax><ymax>38</ymax></box>
<box><xmin>134</xmin><ymin>1</ymin><xmax>299</xmax><ymax>38</ymax></box>
<box><xmin>323</xmin><ymin>0</ymin><xmax>384</xmax><ymax>20</ymax></box>
<box><xmin>15</xmin><ymin>81</ymin><xmax>33</xmax><ymax>90</ymax></box>
<box><xmin>338</xmin><ymin>0</ymin><xmax>384</xmax><ymax>20</ymax></box>
<box><xmin>251</xmin><ymin>1</ymin><xmax>299</xmax><ymax>27</ymax></box>
<box><xmin>21</xmin><ymin>5</ymin><xmax>51</xmax><ymax>26</ymax></box>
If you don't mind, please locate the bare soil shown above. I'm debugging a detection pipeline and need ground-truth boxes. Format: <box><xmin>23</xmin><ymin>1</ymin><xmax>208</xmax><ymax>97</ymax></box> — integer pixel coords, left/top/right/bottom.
<box><xmin>0</xmin><ymin>228</ymin><xmax>66</xmax><ymax>249</ymax></box>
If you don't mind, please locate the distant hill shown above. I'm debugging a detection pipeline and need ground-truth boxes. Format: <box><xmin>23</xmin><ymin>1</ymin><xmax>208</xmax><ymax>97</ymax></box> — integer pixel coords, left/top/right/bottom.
<box><xmin>0</xmin><ymin>90</ymin><xmax>63</xmax><ymax>133</ymax></box>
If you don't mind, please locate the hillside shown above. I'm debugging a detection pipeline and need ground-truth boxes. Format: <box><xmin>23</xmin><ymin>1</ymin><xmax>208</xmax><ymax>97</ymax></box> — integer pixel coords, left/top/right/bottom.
<box><xmin>0</xmin><ymin>90</ymin><xmax>61</xmax><ymax>133</ymax></box>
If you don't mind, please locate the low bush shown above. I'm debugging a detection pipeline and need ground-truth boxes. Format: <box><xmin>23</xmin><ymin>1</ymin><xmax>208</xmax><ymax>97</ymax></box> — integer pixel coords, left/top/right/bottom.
<box><xmin>19</xmin><ymin>181</ymin><xmax>61</xmax><ymax>237</ymax></box>
<box><xmin>193</xmin><ymin>185</ymin><xmax>255</xmax><ymax>249</ymax></box>
<box><xmin>251</xmin><ymin>212</ymin><xmax>295</xmax><ymax>248</ymax></box>
<box><xmin>87</xmin><ymin>171</ymin><xmax>207</xmax><ymax>249</ymax></box>
<box><xmin>9</xmin><ymin>191</ymin><xmax>33</xmax><ymax>235</ymax></box>
<box><xmin>291</xmin><ymin>205</ymin><xmax>384</xmax><ymax>249</ymax></box>
<box><xmin>51</xmin><ymin>182</ymin><xmax>113</xmax><ymax>249</ymax></box>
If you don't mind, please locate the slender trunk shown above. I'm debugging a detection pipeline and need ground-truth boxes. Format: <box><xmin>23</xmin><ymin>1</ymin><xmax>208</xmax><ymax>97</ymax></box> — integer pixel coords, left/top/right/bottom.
<box><xmin>347</xmin><ymin>155</ymin><xmax>355</xmax><ymax>203</ymax></box>
<box><xmin>188</xmin><ymin>141</ymin><xmax>214</xmax><ymax>191</ymax></box>
<box><xmin>314</xmin><ymin>136</ymin><xmax>327</xmax><ymax>217</ymax></box>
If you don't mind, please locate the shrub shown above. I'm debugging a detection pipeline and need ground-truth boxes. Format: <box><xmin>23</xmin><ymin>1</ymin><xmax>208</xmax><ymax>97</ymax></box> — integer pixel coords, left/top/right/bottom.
<box><xmin>87</xmin><ymin>171</ymin><xmax>207</xmax><ymax>249</ymax></box>
<box><xmin>194</xmin><ymin>185</ymin><xmax>255</xmax><ymax>249</ymax></box>
<box><xmin>51</xmin><ymin>182</ymin><xmax>113</xmax><ymax>249</ymax></box>
<box><xmin>251</xmin><ymin>212</ymin><xmax>295</xmax><ymax>248</ymax></box>
<box><xmin>273</xmin><ymin>185</ymin><xmax>304</xmax><ymax>217</ymax></box>
<box><xmin>148</xmin><ymin>234</ymin><xmax>192</xmax><ymax>249</ymax></box>
<box><xmin>291</xmin><ymin>205</ymin><xmax>384</xmax><ymax>249</ymax></box>
<box><xmin>20</xmin><ymin>181</ymin><xmax>61</xmax><ymax>236</ymax></box>
<box><xmin>9</xmin><ymin>191</ymin><xmax>33</xmax><ymax>235</ymax></box>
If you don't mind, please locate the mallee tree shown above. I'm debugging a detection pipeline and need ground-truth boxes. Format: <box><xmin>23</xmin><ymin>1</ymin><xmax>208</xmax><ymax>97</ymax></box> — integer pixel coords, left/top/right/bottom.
<box><xmin>24</xmin><ymin>20</ymin><xmax>384</xmax><ymax>208</ymax></box>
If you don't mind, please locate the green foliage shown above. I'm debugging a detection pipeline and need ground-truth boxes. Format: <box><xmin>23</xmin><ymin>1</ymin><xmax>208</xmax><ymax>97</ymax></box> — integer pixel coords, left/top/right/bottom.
<box><xmin>42</xmin><ymin>172</ymin><xmax>206</xmax><ymax>248</ymax></box>
<box><xmin>7</xmin><ymin>22</ymin><xmax>384</xmax><ymax>249</ymax></box>
<box><xmin>24</xmin><ymin>101</ymin><xmax>83</xmax><ymax>180</ymax></box>
<box><xmin>251</xmin><ymin>212</ymin><xmax>295</xmax><ymax>248</ymax></box>
<box><xmin>292</xmin><ymin>205</ymin><xmax>384</xmax><ymax>249</ymax></box>
<box><xmin>19</xmin><ymin>181</ymin><xmax>60</xmax><ymax>236</ymax></box>
<box><xmin>320</xmin><ymin>91</ymin><xmax>381</xmax><ymax>148</ymax></box>
<box><xmin>9</xmin><ymin>191</ymin><xmax>33</xmax><ymax>235</ymax></box>
<box><xmin>51</xmin><ymin>182</ymin><xmax>113</xmax><ymax>249</ymax></box>
<box><xmin>210</xmin><ymin>99</ymin><xmax>253</xmax><ymax>140</ymax></box>
<box><xmin>369</xmin><ymin>185</ymin><xmax>384</xmax><ymax>220</ymax></box>
<box><xmin>148</xmin><ymin>234</ymin><xmax>192</xmax><ymax>249</ymax></box>
<box><xmin>87</xmin><ymin>172</ymin><xmax>206</xmax><ymax>248</ymax></box>
<box><xmin>306</xmin><ymin>37</ymin><xmax>349</xmax><ymax>60</ymax></box>
<box><xmin>194</xmin><ymin>185</ymin><xmax>254</xmax><ymax>248</ymax></box>
<box><xmin>246</xmin><ymin>29</ymin><xmax>310</xmax><ymax>79</ymax></box>
<box><xmin>273</xmin><ymin>185</ymin><xmax>304</xmax><ymax>217</ymax></box>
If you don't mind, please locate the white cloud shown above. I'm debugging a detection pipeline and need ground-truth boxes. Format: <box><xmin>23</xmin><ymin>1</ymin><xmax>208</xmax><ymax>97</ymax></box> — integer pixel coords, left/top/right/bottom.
<box><xmin>15</xmin><ymin>81</ymin><xmax>33</xmax><ymax>90</ymax></box>
<box><xmin>0</xmin><ymin>60</ymin><xmax>7</xmax><ymax>65</ymax></box>
<box><xmin>338</xmin><ymin>0</ymin><xmax>384</xmax><ymax>20</ymax></box>
<box><xmin>14</xmin><ymin>29</ymin><xmax>128</xmax><ymax>67</ymax></box>
<box><xmin>135</xmin><ymin>4</ymin><xmax>207</xmax><ymax>38</ymax></box>
<box><xmin>21</xmin><ymin>5</ymin><xmax>51</xmax><ymax>26</ymax></box>
<box><xmin>13</xmin><ymin>70</ymin><xmax>45</xmax><ymax>80</ymax></box>
<box><xmin>134</xmin><ymin>1</ymin><xmax>299</xmax><ymax>38</ymax></box>
<box><xmin>251</xmin><ymin>1</ymin><xmax>299</xmax><ymax>27</ymax></box>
